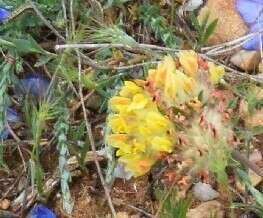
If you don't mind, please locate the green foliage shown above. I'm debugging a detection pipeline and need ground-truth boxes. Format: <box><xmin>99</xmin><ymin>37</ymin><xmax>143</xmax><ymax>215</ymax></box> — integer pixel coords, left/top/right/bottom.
<box><xmin>244</xmin><ymin>87</ymin><xmax>263</xmax><ymax>114</ymax></box>
<box><xmin>208</xmin><ymin>143</ymin><xmax>230</xmax><ymax>185</ymax></box>
<box><xmin>155</xmin><ymin>189</ymin><xmax>191</xmax><ymax>218</ymax></box>
<box><xmin>3</xmin><ymin>35</ymin><xmax>47</xmax><ymax>54</ymax></box>
<box><xmin>190</xmin><ymin>11</ymin><xmax>218</xmax><ymax>49</ymax></box>
<box><xmin>24</xmin><ymin>101</ymin><xmax>57</xmax><ymax>194</ymax></box>
<box><xmin>138</xmin><ymin>5</ymin><xmax>182</xmax><ymax>48</ymax></box>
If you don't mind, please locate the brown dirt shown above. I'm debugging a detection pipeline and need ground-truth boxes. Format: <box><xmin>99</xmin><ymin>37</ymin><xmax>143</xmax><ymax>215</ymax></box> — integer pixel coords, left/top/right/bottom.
<box><xmin>53</xmin><ymin>175</ymin><xmax>154</xmax><ymax>218</ymax></box>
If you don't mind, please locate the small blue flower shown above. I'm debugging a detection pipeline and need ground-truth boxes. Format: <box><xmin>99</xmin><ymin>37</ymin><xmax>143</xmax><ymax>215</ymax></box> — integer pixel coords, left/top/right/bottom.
<box><xmin>0</xmin><ymin>8</ymin><xmax>10</xmax><ymax>22</ymax></box>
<box><xmin>30</xmin><ymin>205</ymin><xmax>56</xmax><ymax>218</ymax></box>
<box><xmin>18</xmin><ymin>74</ymin><xmax>50</xmax><ymax>99</ymax></box>
<box><xmin>242</xmin><ymin>22</ymin><xmax>263</xmax><ymax>50</ymax></box>
<box><xmin>6</xmin><ymin>107</ymin><xmax>20</xmax><ymax>123</ymax></box>
<box><xmin>236</xmin><ymin>0</ymin><xmax>263</xmax><ymax>50</ymax></box>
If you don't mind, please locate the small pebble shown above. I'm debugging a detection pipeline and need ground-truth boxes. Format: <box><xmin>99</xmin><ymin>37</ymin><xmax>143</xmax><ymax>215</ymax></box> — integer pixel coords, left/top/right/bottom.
<box><xmin>0</xmin><ymin>199</ymin><xmax>10</xmax><ymax>210</ymax></box>
<box><xmin>193</xmin><ymin>182</ymin><xmax>219</xmax><ymax>202</ymax></box>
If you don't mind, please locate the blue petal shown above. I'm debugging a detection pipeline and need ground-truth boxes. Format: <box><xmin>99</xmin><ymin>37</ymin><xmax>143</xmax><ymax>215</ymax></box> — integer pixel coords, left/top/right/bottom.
<box><xmin>19</xmin><ymin>74</ymin><xmax>50</xmax><ymax>99</ymax></box>
<box><xmin>0</xmin><ymin>107</ymin><xmax>19</xmax><ymax>140</ymax></box>
<box><xmin>0</xmin><ymin>129</ymin><xmax>9</xmax><ymax>140</ymax></box>
<box><xmin>242</xmin><ymin>22</ymin><xmax>263</xmax><ymax>50</ymax></box>
<box><xmin>250</xmin><ymin>0</ymin><xmax>263</xmax><ymax>4</ymax></box>
<box><xmin>30</xmin><ymin>205</ymin><xmax>56</xmax><ymax>218</ymax></box>
<box><xmin>236</xmin><ymin>0</ymin><xmax>263</xmax><ymax>25</ymax></box>
<box><xmin>6</xmin><ymin>107</ymin><xmax>20</xmax><ymax>123</ymax></box>
<box><xmin>0</xmin><ymin>8</ymin><xmax>10</xmax><ymax>22</ymax></box>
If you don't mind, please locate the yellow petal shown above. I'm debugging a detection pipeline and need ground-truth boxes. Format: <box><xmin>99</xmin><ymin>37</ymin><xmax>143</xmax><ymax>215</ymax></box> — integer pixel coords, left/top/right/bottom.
<box><xmin>107</xmin><ymin>134</ymin><xmax>129</xmax><ymax>147</ymax></box>
<box><xmin>138</xmin><ymin>125</ymin><xmax>153</xmax><ymax>137</ymax></box>
<box><xmin>119</xmin><ymin>154</ymin><xmax>157</xmax><ymax>177</ymax></box>
<box><xmin>164</xmin><ymin>68</ymin><xmax>178</xmax><ymax>100</ymax></box>
<box><xmin>109</xmin><ymin>96</ymin><xmax>130</xmax><ymax>113</ymax></box>
<box><xmin>108</xmin><ymin>115</ymin><xmax>127</xmax><ymax>133</ymax></box>
<box><xmin>179</xmin><ymin>50</ymin><xmax>198</xmax><ymax>78</ymax></box>
<box><xmin>151</xmin><ymin>136</ymin><xmax>173</xmax><ymax>153</ymax></box>
<box><xmin>116</xmin><ymin>144</ymin><xmax>133</xmax><ymax>156</ymax></box>
<box><xmin>148</xmin><ymin>56</ymin><xmax>176</xmax><ymax>88</ymax></box>
<box><xmin>133</xmin><ymin>141</ymin><xmax>146</xmax><ymax>153</ymax></box>
<box><xmin>208</xmin><ymin>62</ymin><xmax>225</xmax><ymax>85</ymax></box>
<box><xmin>128</xmin><ymin>93</ymin><xmax>148</xmax><ymax>111</ymax></box>
<box><xmin>119</xmin><ymin>81</ymin><xmax>142</xmax><ymax>98</ymax></box>
<box><xmin>146</xmin><ymin>111</ymin><xmax>170</xmax><ymax>132</ymax></box>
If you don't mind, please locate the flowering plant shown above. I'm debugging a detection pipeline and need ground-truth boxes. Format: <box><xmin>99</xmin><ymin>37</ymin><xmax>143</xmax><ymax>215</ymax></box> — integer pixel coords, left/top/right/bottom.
<box><xmin>106</xmin><ymin>51</ymin><xmax>229</xmax><ymax>178</ymax></box>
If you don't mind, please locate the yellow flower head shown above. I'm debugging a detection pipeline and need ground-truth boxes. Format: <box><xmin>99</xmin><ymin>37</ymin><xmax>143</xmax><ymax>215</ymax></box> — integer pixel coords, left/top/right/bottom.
<box><xmin>146</xmin><ymin>55</ymin><xmax>198</xmax><ymax>107</ymax></box>
<box><xmin>147</xmin><ymin>56</ymin><xmax>176</xmax><ymax>88</ymax></box>
<box><xmin>179</xmin><ymin>50</ymin><xmax>198</xmax><ymax>78</ymax></box>
<box><xmin>208</xmin><ymin>62</ymin><xmax>225</xmax><ymax>85</ymax></box>
<box><xmin>107</xmin><ymin>81</ymin><xmax>175</xmax><ymax>177</ymax></box>
<box><xmin>119</xmin><ymin>81</ymin><xmax>143</xmax><ymax>97</ymax></box>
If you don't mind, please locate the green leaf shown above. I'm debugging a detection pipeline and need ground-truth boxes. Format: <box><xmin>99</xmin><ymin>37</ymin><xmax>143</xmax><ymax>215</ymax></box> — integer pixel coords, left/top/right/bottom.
<box><xmin>35</xmin><ymin>55</ymin><xmax>53</xmax><ymax>67</ymax></box>
<box><xmin>191</xmin><ymin>10</ymin><xmax>218</xmax><ymax>48</ymax></box>
<box><xmin>200</xmin><ymin>12</ymin><xmax>210</xmax><ymax>33</ymax></box>
<box><xmin>202</xmin><ymin>19</ymin><xmax>218</xmax><ymax>44</ymax></box>
<box><xmin>10</xmin><ymin>36</ymin><xmax>45</xmax><ymax>54</ymax></box>
<box><xmin>190</xmin><ymin>13</ymin><xmax>201</xmax><ymax>33</ymax></box>
<box><xmin>0</xmin><ymin>38</ymin><xmax>15</xmax><ymax>47</ymax></box>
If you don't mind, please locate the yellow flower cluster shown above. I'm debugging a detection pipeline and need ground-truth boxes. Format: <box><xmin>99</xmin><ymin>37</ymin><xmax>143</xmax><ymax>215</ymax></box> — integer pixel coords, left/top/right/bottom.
<box><xmin>107</xmin><ymin>81</ymin><xmax>175</xmax><ymax>177</ymax></box>
<box><xmin>146</xmin><ymin>51</ymin><xmax>225</xmax><ymax>107</ymax></box>
<box><xmin>106</xmin><ymin>51</ymin><xmax>225</xmax><ymax>177</ymax></box>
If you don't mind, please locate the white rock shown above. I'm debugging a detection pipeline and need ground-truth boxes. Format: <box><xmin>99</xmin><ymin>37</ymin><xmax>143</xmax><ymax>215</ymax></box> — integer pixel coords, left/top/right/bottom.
<box><xmin>185</xmin><ymin>0</ymin><xmax>203</xmax><ymax>11</ymax></box>
<box><xmin>193</xmin><ymin>182</ymin><xmax>219</xmax><ymax>202</ymax></box>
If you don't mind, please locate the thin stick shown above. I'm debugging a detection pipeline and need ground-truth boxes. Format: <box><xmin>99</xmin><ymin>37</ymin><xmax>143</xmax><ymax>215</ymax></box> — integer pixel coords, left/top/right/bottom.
<box><xmin>55</xmin><ymin>43</ymin><xmax>180</xmax><ymax>52</ymax></box>
<box><xmin>5</xmin><ymin>122</ymin><xmax>26</xmax><ymax>172</ymax></box>
<box><xmin>70</xmin><ymin>91</ymin><xmax>94</xmax><ymax>113</ymax></box>
<box><xmin>54</xmin><ymin>43</ymin><xmax>262</xmax><ymax>84</ymax></box>
<box><xmin>202</xmin><ymin>28</ymin><xmax>263</xmax><ymax>52</ymax></box>
<box><xmin>127</xmin><ymin>204</ymin><xmax>154</xmax><ymax>217</ymax></box>
<box><xmin>76</xmin><ymin>50</ymin><xmax>117</xmax><ymax>217</ymax></box>
<box><xmin>80</xmin><ymin>53</ymin><xmax>159</xmax><ymax>70</ymax></box>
